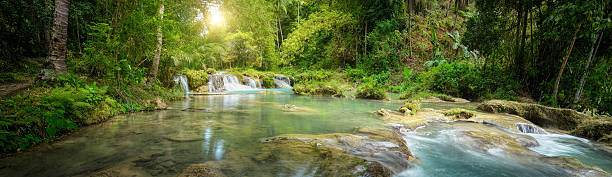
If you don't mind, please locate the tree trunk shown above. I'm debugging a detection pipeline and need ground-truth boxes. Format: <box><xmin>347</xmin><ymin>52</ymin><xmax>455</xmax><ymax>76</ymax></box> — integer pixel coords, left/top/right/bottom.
<box><xmin>297</xmin><ymin>1</ymin><xmax>300</xmax><ymax>25</ymax></box>
<box><xmin>39</xmin><ymin>0</ymin><xmax>70</xmax><ymax>80</ymax></box>
<box><xmin>150</xmin><ymin>2</ymin><xmax>164</xmax><ymax>83</ymax></box>
<box><xmin>552</xmin><ymin>26</ymin><xmax>580</xmax><ymax>103</ymax></box>
<box><xmin>574</xmin><ymin>31</ymin><xmax>603</xmax><ymax>104</ymax></box>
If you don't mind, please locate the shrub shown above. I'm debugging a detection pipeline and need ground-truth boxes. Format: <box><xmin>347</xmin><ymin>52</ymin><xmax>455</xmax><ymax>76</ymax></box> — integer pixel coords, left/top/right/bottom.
<box><xmin>356</xmin><ymin>82</ymin><xmax>387</xmax><ymax>100</ymax></box>
<box><xmin>293</xmin><ymin>81</ymin><xmax>345</xmax><ymax>97</ymax></box>
<box><xmin>401</xmin><ymin>100</ymin><xmax>421</xmax><ymax>115</ymax></box>
<box><xmin>422</xmin><ymin>61</ymin><xmax>481</xmax><ymax>99</ymax></box>
<box><xmin>182</xmin><ymin>69</ymin><xmax>208</xmax><ymax>88</ymax></box>
<box><xmin>443</xmin><ymin>108</ymin><xmax>476</xmax><ymax>119</ymax></box>
<box><xmin>261</xmin><ymin>74</ymin><xmax>275</xmax><ymax>88</ymax></box>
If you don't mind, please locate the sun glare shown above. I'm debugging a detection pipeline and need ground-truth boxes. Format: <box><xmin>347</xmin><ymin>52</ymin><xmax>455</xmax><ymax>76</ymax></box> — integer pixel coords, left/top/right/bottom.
<box><xmin>209</xmin><ymin>6</ymin><xmax>224</xmax><ymax>26</ymax></box>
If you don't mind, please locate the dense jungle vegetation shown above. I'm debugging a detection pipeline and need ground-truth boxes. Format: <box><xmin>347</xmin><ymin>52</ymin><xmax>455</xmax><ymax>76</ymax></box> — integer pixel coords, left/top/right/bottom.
<box><xmin>0</xmin><ymin>0</ymin><xmax>610</xmax><ymax>152</ymax></box>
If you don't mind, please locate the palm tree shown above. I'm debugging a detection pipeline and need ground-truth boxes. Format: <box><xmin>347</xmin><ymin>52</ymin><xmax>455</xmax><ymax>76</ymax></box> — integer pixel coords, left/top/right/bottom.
<box><xmin>39</xmin><ymin>0</ymin><xmax>70</xmax><ymax>80</ymax></box>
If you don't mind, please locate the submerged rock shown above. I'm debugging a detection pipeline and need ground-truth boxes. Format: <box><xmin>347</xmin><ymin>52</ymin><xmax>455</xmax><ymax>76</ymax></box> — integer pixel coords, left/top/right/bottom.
<box><xmin>257</xmin><ymin>128</ymin><xmax>415</xmax><ymax>176</ymax></box>
<box><xmin>144</xmin><ymin>98</ymin><xmax>167</xmax><ymax>110</ymax></box>
<box><xmin>177</xmin><ymin>162</ymin><xmax>225</xmax><ymax>177</ymax></box>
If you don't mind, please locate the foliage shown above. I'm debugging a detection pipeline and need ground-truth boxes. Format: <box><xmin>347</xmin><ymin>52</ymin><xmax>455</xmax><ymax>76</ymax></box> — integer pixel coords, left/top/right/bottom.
<box><xmin>282</xmin><ymin>10</ymin><xmax>357</xmax><ymax>69</ymax></box>
<box><xmin>422</xmin><ymin>61</ymin><xmax>481</xmax><ymax>99</ymax></box>
<box><xmin>401</xmin><ymin>100</ymin><xmax>421</xmax><ymax>115</ymax></box>
<box><xmin>293</xmin><ymin>80</ymin><xmax>346</xmax><ymax>97</ymax></box>
<box><xmin>356</xmin><ymin>79</ymin><xmax>387</xmax><ymax>100</ymax></box>
<box><xmin>181</xmin><ymin>69</ymin><xmax>208</xmax><ymax>88</ymax></box>
<box><xmin>443</xmin><ymin>108</ymin><xmax>476</xmax><ymax>119</ymax></box>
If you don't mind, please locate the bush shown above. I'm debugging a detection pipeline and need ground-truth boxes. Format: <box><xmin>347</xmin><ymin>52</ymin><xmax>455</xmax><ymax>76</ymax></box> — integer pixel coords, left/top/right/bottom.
<box><xmin>206</xmin><ymin>68</ymin><xmax>217</xmax><ymax>74</ymax></box>
<box><xmin>261</xmin><ymin>74</ymin><xmax>275</xmax><ymax>88</ymax></box>
<box><xmin>422</xmin><ymin>61</ymin><xmax>481</xmax><ymax>99</ymax></box>
<box><xmin>182</xmin><ymin>69</ymin><xmax>208</xmax><ymax>89</ymax></box>
<box><xmin>356</xmin><ymin>82</ymin><xmax>387</xmax><ymax>100</ymax></box>
<box><xmin>401</xmin><ymin>100</ymin><xmax>421</xmax><ymax>115</ymax></box>
<box><xmin>293</xmin><ymin>80</ymin><xmax>346</xmax><ymax>97</ymax></box>
<box><xmin>443</xmin><ymin>108</ymin><xmax>476</xmax><ymax>119</ymax></box>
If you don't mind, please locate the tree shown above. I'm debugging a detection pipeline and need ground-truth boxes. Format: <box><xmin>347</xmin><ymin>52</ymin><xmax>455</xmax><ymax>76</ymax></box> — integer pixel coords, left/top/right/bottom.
<box><xmin>574</xmin><ymin>31</ymin><xmax>603</xmax><ymax>105</ymax></box>
<box><xmin>149</xmin><ymin>1</ymin><xmax>165</xmax><ymax>83</ymax></box>
<box><xmin>38</xmin><ymin>0</ymin><xmax>71</xmax><ymax>80</ymax></box>
<box><xmin>552</xmin><ymin>25</ymin><xmax>580</xmax><ymax>104</ymax></box>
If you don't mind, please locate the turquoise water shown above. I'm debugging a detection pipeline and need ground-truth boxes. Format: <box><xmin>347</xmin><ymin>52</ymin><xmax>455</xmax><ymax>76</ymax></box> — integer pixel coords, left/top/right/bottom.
<box><xmin>0</xmin><ymin>93</ymin><xmax>609</xmax><ymax>177</ymax></box>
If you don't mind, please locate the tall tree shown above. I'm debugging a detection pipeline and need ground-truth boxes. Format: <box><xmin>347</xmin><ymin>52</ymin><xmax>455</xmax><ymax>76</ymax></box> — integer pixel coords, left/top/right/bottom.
<box><xmin>574</xmin><ymin>31</ymin><xmax>603</xmax><ymax>104</ymax></box>
<box><xmin>150</xmin><ymin>1</ymin><xmax>165</xmax><ymax>82</ymax></box>
<box><xmin>39</xmin><ymin>0</ymin><xmax>71</xmax><ymax>80</ymax></box>
<box><xmin>552</xmin><ymin>26</ymin><xmax>580</xmax><ymax>103</ymax></box>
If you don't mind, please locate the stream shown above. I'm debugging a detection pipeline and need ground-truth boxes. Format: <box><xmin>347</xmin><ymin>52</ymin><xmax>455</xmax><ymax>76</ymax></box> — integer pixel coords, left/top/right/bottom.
<box><xmin>0</xmin><ymin>92</ymin><xmax>610</xmax><ymax>177</ymax></box>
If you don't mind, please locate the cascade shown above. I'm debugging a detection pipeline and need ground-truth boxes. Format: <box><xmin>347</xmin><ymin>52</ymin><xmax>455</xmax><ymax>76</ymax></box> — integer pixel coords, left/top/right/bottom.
<box><xmin>516</xmin><ymin>123</ymin><xmax>548</xmax><ymax>134</ymax></box>
<box><xmin>208</xmin><ymin>72</ymin><xmax>258</xmax><ymax>92</ymax></box>
<box><xmin>273</xmin><ymin>74</ymin><xmax>292</xmax><ymax>89</ymax></box>
<box><xmin>173</xmin><ymin>75</ymin><xmax>190</xmax><ymax>96</ymax></box>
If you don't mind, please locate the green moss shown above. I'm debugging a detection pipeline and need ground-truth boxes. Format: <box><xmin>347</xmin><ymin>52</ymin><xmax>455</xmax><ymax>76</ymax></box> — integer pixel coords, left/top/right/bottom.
<box><xmin>182</xmin><ymin>69</ymin><xmax>208</xmax><ymax>88</ymax></box>
<box><xmin>437</xmin><ymin>94</ymin><xmax>455</xmax><ymax>102</ymax></box>
<box><xmin>570</xmin><ymin>116</ymin><xmax>612</xmax><ymax>144</ymax></box>
<box><xmin>206</xmin><ymin>68</ymin><xmax>217</xmax><ymax>74</ymax></box>
<box><xmin>356</xmin><ymin>85</ymin><xmax>387</xmax><ymax>100</ymax></box>
<box><xmin>478</xmin><ymin>100</ymin><xmax>589</xmax><ymax>131</ymax></box>
<box><xmin>261</xmin><ymin>74</ymin><xmax>275</xmax><ymax>88</ymax></box>
<box><xmin>293</xmin><ymin>81</ymin><xmax>346</xmax><ymax>97</ymax></box>
<box><xmin>401</xmin><ymin>100</ymin><xmax>421</xmax><ymax>115</ymax></box>
<box><xmin>443</xmin><ymin>108</ymin><xmax>476</xmax><ymax>120</ymax></box>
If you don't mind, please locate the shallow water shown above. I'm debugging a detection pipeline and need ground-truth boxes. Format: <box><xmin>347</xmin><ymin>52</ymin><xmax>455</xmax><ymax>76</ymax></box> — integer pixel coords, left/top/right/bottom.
<box><xmin>0</xmin><ymin>93</ymin><xmax>610</xmax><ymax>177</ymax></box>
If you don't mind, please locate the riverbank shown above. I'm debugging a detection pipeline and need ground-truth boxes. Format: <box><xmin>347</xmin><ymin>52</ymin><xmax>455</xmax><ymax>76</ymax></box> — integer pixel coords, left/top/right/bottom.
<box><xmin>0</xmin><ymin>74</ymin><xmax>182</xmax><ymax>153</ymax></box>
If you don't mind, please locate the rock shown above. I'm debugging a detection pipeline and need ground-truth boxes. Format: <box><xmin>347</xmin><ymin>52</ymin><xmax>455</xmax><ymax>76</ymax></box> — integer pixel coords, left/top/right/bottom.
<box><xmin>177</xmin><ymin>162</ymin><xmax>225</xmax><ymax>177</ymax></box>
<box><xmin>442</xmin><ymin>108</ymin><xmax>476</xmax><ymax>120</ymax></box>
<box><xmin>399</xmin><ymin>107</ymin><xmax>411</xmax><ymax>114</ymax></box>
<box><xmin>164</xmin><ymin>132</ymin><xmax>204</xmax><ymax>142</ymax></box>
<box><xmin>477</xmin><ymin>100</ymin><xmax>589</xmax><ymax>131</ymax></box>
<box><xmin>373</xmin><ymin>108</ymin><xmax>445</xmax><ymax>130</ymax></box>
<box><xmin>257</xmin><ymin>129</ymin><xmax>415</xmax><ymax>176</ymax></box>
<box><xmin>570</xmin><ymin>116</ymin><xmax>612</xmax><ymax>145</ymax></box>
<box><xmin>144</xmin><ymin>98</ymin><xmax>167</xmax><ymax>110</ymax></box>
<box><xmin>281</xmin><ymin>104</ymin><xmax>298</xmax><ymax>111</ymax></box>
<box><xmin>182</xmin><ymin>107</ymin><xmax>212</xmax><ymax>112</ymax></box>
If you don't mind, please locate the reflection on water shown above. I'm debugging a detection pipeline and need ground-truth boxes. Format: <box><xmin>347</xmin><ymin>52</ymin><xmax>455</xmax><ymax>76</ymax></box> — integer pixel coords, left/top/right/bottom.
<box><xmin>0</xmin><ymin>94</ymin><xmax>391</xmax><ymax>177</ymax></box>
<box><xmin>0</xmin><ymin>94</ymin><xmax>610</xmax><ymax>177</ymax></box>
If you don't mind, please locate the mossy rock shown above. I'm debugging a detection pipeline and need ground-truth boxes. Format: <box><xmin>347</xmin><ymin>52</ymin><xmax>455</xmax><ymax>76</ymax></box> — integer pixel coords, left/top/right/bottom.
<box><xmin>477</xmin><ymin>100</ymin><xmax>590</xmax><ymax>131</ymax></box>
<box><xmin>401</xmin><ymin>100</ymin><xmax>421</xmax><ymax>115</ymax></box>
<box><xmin>293</xmin><ymin>83</ymin><xmax>345</xmax><ymax>97</ymax></box>
<box><xmin>443</xmin><ymin>108</ymin><xmax>476</xmax><ymax>120</ymax></box>
<box><xmin>437</xmin><ymin>94</ymin><xmax>455</xmax><ymax>102</ymax></box>
<box><xmin>570</xmin><ymin>116</ymin><xmax>612</xmax><ymax>144</ymax></box>
<box><xmin>206</xmin><ymin>68</ymin><xmax>217</xmax><ymax>74</ymax></box>
<box><xmin>261</xmin><ymin>74</ymin><xmax>275</xmax><ymax>88</ymax></box>
<box><xmin>258</xmin><ymin>130</ymin><xmax>414</xmax><ymax>176</ymax></box>
<box><xmin>356</xmin><ymin>86</ymin><xmax>387</xmax><ymax>100</ymax></box>
<box><xmin>182</xmin><ymin>69</ymin><xmax>208</xmax><ymax>88</ymax></box>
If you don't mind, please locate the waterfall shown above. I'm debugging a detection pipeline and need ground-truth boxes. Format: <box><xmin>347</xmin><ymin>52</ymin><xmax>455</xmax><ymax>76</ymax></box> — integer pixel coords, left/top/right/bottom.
<box><xmin>516</xmin><ymin>123</ymin><xmax>548</xmax><ymax>134</ymax></box>
<box><xmin>208</xmin><ymin>72</ymin><xmax>258</xmax><ymax>92</ymax></box>
<box><xmin>173</xmin><ymin>75</ymin><xmax>190</xmax><ymax>96</ymax></box>
<box><xmin>274</xmin><ymin>74</ymin><xmax>292</xmax><ymax>89</ymax></box>
<box><xmin>207</xmin><ymin>72</ymin><xmax>293</xmax><ymax>92</ymax></box>
<box><xmin>243</xmin><ymin>76</ymin><xmax>258</xmax><ymax>88</ymax></box>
